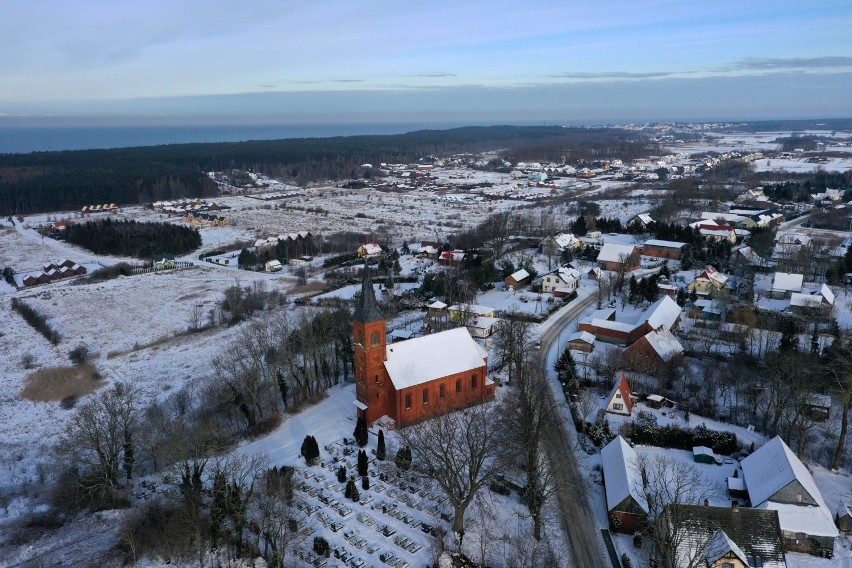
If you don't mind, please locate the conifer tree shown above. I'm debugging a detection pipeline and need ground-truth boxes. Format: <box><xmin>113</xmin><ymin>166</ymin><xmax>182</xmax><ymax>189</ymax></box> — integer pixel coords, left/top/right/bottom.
<box><xmin>337</xmin><ymin>465</ymin><xmax>347</xmax><ymax>483</ymax></box>
<box><xmin>362</xmin><ymin>475</ymin><xmax>370</xmax><ymax>490</ymax></box>
<box><xmin>376</xmin><ymin>429</ymin><xmax>386</xmax><ymax>460</ymax></box>
<box><xmin>353</xmin><ymin>416</ymin><xmax>368</xmax><ymax>447</ymax></box>
<box><xmin>357</xmin><ymin>449</ymin><xmax>368</xmax><ymax>477</ymax></box>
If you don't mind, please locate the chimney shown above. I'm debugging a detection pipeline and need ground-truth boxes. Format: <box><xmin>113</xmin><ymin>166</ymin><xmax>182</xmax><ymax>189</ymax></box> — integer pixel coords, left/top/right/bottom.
<box><xmin>704</xmin><ymin>499</ymin><xmax>710</xmax><ymax>507</ymax></box>
<box><xmin>732</xmin><ymin>502</ymin><xmax>739</xmax><ymax>512</ymax></box>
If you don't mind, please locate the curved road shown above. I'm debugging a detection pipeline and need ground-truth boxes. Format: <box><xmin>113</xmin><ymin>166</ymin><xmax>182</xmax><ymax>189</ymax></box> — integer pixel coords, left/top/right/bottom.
<box><xmin>538</xmin><ymin>293</ymin><xmax>609</xmax><ymax>568</ymax></box>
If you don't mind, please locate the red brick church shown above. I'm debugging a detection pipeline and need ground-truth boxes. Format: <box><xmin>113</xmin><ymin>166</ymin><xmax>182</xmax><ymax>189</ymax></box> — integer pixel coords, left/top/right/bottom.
<box><xmin>353</xmin><ymin>268</ymin><xmax>495</xmax><ymax>427</ymax></box>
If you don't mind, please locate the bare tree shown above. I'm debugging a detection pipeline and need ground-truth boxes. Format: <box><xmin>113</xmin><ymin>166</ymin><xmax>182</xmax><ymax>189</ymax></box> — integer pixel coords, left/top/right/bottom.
<box><xmin>823</xmin><ymin>336</ymin><xmax>852</xmax><ymax>469</ymax></box>
<box><xmin>634</xmin><ymin>454</ymin><xmax>718</xmax><ymax>568</ymax></box>
<box><xmin>398</xmin><ymin>401</ymin><xmax>505</xmax><ymax>547</ymax></box>
<box><xmin>503</xmin><ymin>358</ymin><xmax>562</xmax><ymax>540</ymax></box>
<box><xmin>57</xmin><ymin>382</ymin><xmax>140</xmax><ymax>502</ymax></box>
<box><xmin>494</xmin><ymin>317</ymin><xmax>533</xmax><ymax>384</ymax></box>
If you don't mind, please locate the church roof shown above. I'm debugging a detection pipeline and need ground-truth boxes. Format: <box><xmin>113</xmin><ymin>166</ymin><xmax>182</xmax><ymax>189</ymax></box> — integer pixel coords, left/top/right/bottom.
<box><xmin>383</xmin><ymin>327</ymin><xmax>487</xmax><ymax>390</ymax></box>
<box><xmin>354</xmin><ymin>266</ymin><xmax>384</xmax><ymax>323</ymax></box>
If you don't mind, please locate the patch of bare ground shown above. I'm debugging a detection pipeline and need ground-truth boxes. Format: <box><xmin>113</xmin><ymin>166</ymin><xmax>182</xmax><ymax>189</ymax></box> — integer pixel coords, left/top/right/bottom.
<box><xmin>21</xmin><ymin>364</ymin><xmax>103</xmax><ymax>402</ymax></box>
<box><xmin>289</xmin><ymin>280</ymin><xmax>327</xmax><ymax>295</ymax></box>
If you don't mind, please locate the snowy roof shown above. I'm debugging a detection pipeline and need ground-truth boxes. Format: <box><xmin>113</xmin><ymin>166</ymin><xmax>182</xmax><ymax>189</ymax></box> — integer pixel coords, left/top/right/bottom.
<box><xmin>447</xmin><ymin>304</ymin><xmax>494</xmax><ymax>317</ymax></box>
<box><xmin>693</xmin><ymin>446</ymin><xmax>715</xmax><ymax>458</ymax></box>
<box><xmin>427</xmin><ymin>300</ymin><xmax>447</xmax><ymax>310</ymax></box>
<box><xmin>700</xmin><ymin>211</ymin><xmax>747</xmax><ymax>223</ymax></box>
<box><xmin>468</xmin><ymin>316</ymin><xmax>500</xmax><ymax>330</ymax></box>
<box><xmin>586</xmin><ymin>318</ymin><xmax>637</xmax><ymax>333</ymax></box>
<box><xmin>818</xmin><ymin>283</ymin><xmax>835</xmax><ymax>305</ymax></box>
<box><xmin>790</xmin><ymin>292</ymin><xmax>824</xmax><ymax>308</ymax></box>
<box><xmin>641</xmin><ymin>327</ymin><xmax>684</xmax><ymax>361</ymax></box>
<box><xmin>549</xmin><ymin>233</ymin><xmax>579</xmax><ymax>249</ymax></box>
<box><xmin>741</xmin><ymin>436</ymin><xmax>838</xmax><ymax>537</ymax></box>
<box><xmin>360</xmin><ymin>242</ymin><xmax>383</xmax><ymax>255</ymax></box>
<box><xmin>383</xmin><ymin>327</ymin><xmax>487</xmax><ymax>390</ymax></box>
<box><xmin>600</xmin><ymin>436</ymin><xmax>648</xmax><ymax>514</ymax></box>
<box><xmin>647</xmin><ymin>394</ymin><xmax>664</xmax><ymax>402</ymax></box>
<box><xmin>640</xmin><ymin>296</ymin><xmax>681</xmax><ymax>330</ymax></box>
<box><xmin>704</xmin><ymin>529</ymin><xmax>750</xmax><ymax>567</ymax></box>
<box><xmin>771</xmin><ymin>272</ymin><xmax>803</xmax><ymax>292</ymax></box>
<box><xmin>597</xmin><ymin>243</ymin><xmax>636</xmax><ymax>263</ymax></box>
<box><xmin>807</xmin><ymin>393</ymin><xmax>831</xmax><ymax>408</ymax></box>
<box><xmin>568</xmin><ymin>331</ymin><xmax>596</xmax><ymax>345</ymax></box>
<box><xmin>727</xmin><ymin>476</ymin><xmax>746</xmax><ymax>491</ymax></box>
<box><xmin>643</xmin><ymin>239</ymin><xmax>686</xmax><ymax>249</ymax></box>
<box><xmin>635</xmin><ymin>213</ymin><xmax>654</xmax><ymax>225</ymax></box>
<box><xmin>553</xmin><ymin>266</ymin><xmax>581</xmax><ymax>284</ymax></box>
<box><xmin>508</xmin><ymin>268</ymin><xmax>530</xmax><ymax>282</ymax></box>
<box><xmin>696</xmin><ymin>266</ymin><xmax>729</xmax><ymax>287</ymax></box>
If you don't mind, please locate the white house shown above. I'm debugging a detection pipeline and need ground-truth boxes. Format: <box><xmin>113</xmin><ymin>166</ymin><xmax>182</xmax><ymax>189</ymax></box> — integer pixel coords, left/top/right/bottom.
<box><xmin>541</xmin><ymin>266</ymin><xmax>581</xmax><ymax>294</ymax></box>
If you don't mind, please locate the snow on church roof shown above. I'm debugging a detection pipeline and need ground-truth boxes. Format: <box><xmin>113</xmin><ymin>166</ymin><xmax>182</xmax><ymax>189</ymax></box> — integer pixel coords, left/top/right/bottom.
<box><xmin>383</xmin><ymin>327</ymin><xmax>487</xmax><ymax>390</ymax></box>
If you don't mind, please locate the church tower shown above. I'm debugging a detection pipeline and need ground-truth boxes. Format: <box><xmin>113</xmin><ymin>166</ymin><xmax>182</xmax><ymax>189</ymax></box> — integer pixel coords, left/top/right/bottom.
<box><xmin>353</xmin><ymin>264</ymin><xmax>388</xmax><ymax>423</ymax></box>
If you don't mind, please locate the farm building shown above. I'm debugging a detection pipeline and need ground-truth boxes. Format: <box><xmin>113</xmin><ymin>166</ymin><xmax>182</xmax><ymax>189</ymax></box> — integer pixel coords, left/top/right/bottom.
<box><xmin>505</xmin><ymin>268</ymin><xmax>531</xmax><ymax>289</ymax></box>
<box><xmin>640</xmin><ymin>239</ymin><xmax>686</xmax><ymax>260</ymax></box>
<box><xmin>596</xmin><ymin>243</ymin><xmax>640</xmax><ymax>272</ymax></box>
<box><xmin>567</xmin><ymin>331</ymin><xmax>595</xmax><ymax>353</ymax></box>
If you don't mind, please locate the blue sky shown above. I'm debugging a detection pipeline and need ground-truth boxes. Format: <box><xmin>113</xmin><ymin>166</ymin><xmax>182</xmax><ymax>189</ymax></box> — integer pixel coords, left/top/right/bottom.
<box><xmin>1</xmin><ymin>0</ymin><xmax>851</xmax><ymax>123</ymax></box>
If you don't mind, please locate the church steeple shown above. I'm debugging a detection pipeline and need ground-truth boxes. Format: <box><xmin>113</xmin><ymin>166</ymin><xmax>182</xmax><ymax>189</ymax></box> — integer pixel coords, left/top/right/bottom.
<box><xmin>354</xmin><ymin>263</ymin><xmax>384</xmax><ymax>323</ymax></box>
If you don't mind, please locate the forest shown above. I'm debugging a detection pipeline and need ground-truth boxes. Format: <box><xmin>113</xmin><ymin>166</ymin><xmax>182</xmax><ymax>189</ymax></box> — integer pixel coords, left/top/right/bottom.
<box><xmin>0</xmin><ymin>126</ymin><xmax>651</xmax><ymax>214</ymax></box>
<box><xmin>61</xmin><ymin>219</ymin><xmax>202</xmax><ymax>258</ymax></box>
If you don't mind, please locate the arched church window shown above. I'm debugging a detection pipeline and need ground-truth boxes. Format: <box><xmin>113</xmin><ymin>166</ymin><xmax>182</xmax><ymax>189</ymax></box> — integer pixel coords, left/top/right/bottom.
<box><xmin>371</xmin><ymin>331</ymin><xmax>380</xmax><ymax>346</ymax></box>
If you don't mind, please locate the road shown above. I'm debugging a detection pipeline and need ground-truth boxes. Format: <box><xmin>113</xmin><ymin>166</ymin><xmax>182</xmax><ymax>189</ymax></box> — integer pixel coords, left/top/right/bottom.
<box><xmin>538</xmin><ymin>292</ymin><xmax>609</xmax><ymax>568</ymax></box>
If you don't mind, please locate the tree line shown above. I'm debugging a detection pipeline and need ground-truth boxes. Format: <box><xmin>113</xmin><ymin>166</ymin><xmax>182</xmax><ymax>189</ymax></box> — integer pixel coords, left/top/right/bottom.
<box><xmin>0</xmin><ymin>125</ymin><xmax>655</xmax><ymax>214</ymax></box>
<box><xmin>60</xmin><ymin>219</ymin><xmax>201</xmax><ymax>258</ymax></box>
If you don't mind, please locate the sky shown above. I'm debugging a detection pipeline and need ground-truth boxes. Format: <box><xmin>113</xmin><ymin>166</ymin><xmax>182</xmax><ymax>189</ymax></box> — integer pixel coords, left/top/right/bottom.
<box><xmin>1</xmin><ymin>0</ymin><xmax>851</xmax><ymax>125</ymax></box>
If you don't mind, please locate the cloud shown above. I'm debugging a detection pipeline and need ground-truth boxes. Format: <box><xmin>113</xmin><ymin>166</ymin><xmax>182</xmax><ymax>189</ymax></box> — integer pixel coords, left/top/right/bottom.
<box><xmin>258</xmin><ymin>84</ymin><xmax>276</xmax><ymax>88</ymax></box>
<box><xmin>287</xmin><ymin>79</ymin><xmax>363</xmax><ymax>84</ymax></box>
<box><xmin>403</xmin><ymin>72</ymin><xmax>457</xmax><ymax>78</ymax></box>
<box><xmin>546</xmin><ymin>71</ymin><xmax>678</xmax><ymax>80</ymax></box>
<box><xmin>726</xmin><ymin>56</ymin><xmax>852</xmax><ymax>71</ymax></box>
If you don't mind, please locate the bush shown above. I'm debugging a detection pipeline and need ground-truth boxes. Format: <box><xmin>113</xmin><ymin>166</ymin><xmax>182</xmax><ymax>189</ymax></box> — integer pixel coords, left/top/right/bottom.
<box><xmin>376</xmin><ymin>430</ymin><xmax>386</xmax><ymax>461</ymax></box>
<box><xmin>621</xmin><ymin>553</ymin><xmax>632</xmax><ymax>568</ymax></box>
<box><xmin>11</xmin><ymin>298</ymin><xmax>61</xmax><ymax>345</ymax></box>
<box><xmin>313</xmin><ymin>536</ymin><xmax>330</xmax><ymax>556</ymax></box>
<box><xmin>628</xmin><ymin>415</ymin><xmax>739</xmax><ymax>455</ymax></box>
<box><xmin>300</xmin><ymin>435</ymin><xmax>320</xmax><ymax>464</ymax></box>
<box><xmin>353</xmin><ymin>416</ymin><xmax>368</xmax><ymax>447</ymax></box>
<box><xmin>394</xmin><ymin>446</ymin><xmax>412</xmax><ymax>471</ymax></box>
<box><xmin>69</xmin><ymin>344</ymin><xmax>90</xmax><ymax>366</ymax></box>
<box><xmin>362</xmin><ymin>476</ymin><xmax>370</xmax><ymax>490</ymax></box>
<box><xmin>337</xmin><ymin>465</ymin><xmax>347</xmax><ymax>483</ymax></box>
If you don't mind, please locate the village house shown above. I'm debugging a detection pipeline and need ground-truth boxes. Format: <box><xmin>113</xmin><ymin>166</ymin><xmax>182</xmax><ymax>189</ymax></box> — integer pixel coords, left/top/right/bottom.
<box><xmin>353</xmin><ymin>269</ymin><xmax>494</xmax><ymax>427</ymax></box>
<box><xmin>447</xmin><ymin>304</ymin><xmax>495</xmax><ymax>324</ymax></box>
<box><xmin>768</xmin><ymin>272</ymin><xmax>804</xmax><ymax>299</ymax></box>
<box><xmin>698</xmin><ymin>222</ymin><xmax>737</xmax><ymax>243</ymax></box>
<box><xmin>540</xmin><ymin>266</ymin><xmax>580</xmax><ymax>295</ymax></box>
<box><xmin>265</xmin><ymin>259</ymin><xmax>283</xmax><ymax>272</ymax></box>
<box><xmin>640</xmin><ymin>239</ymin><xmax>687</xmax><ymax>260</ymax></box>
<box><xmin>789</xmin><ymin>284</ymin><xmax>835</xmax><ymax>315</ymax></box>
<box><xmin>596</xmin><ymin>243</ymin><xmax>640</xmax><ymax>272</ymax></box>
<box><xmin>505</xmin><ymin>268</ymin><xmax>531</xmax><ymax>289</ymax></box>
<box><xmin>539</xmin><ymin>232</ymin><xmax>580</xmax><ymax>253</ymax></box>
<box><xmin>805</xmin><ymin>393</ymin><xmax>831</xmax><ymax>422</ymax></box>
<box><xmin>601</xmin><ymin>436</ymin><xmax>648</xmax><ymax>534</ymax></box>
<box><xmin>628</xmin><ymin>213</ymin><xmax>655</xmax><ymax>231</ymax></box>
<box><xmin>621</xmin><ymin>326</ymin><xmax>684</xmax><ymax>380</ymax></box>
<box><xmin>356</xmin><ymin>241</ymin><xmax>383</xmax><ymax>258</ymax></box>
<box><xmin>567</xmin><ymin>330</ymin><xmax>595</xmax><ymax>353</ymax></box>
<box><xmin>604</xmin><ymin>375</ymin><xmax>634</xmax><ymax>416</ymax></box>
<box><xmin>579</xmin><ymin>295</ymin><xmax>682</xmax><ymax>345</ymax></box>
<box><xmin>741</xmin><ymin>436</ymin><xmax>838</xmax><ymax>557</ymax></box>
<box><xmin>659</xmin><ymin>504</ymin><xmax>787</xmax><ymax>568</ymax></box>
<box><xmin>687</xmin><ymin>265</ymin><xmax>729</xmax><ymax>296</ymax></box>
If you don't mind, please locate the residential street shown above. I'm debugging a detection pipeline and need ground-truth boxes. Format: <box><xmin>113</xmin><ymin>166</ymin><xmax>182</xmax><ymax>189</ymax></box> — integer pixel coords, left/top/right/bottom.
<box><xmin>539</xmin><ymin>293</ymin><xmax>610</xmax><ymax>568</ymax></box>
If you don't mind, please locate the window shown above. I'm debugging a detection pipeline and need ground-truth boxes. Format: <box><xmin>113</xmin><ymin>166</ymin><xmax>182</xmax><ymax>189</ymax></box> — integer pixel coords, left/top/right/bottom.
<box><xmin>423</xmin><ymin>389</ymin><xmax>429</xmax><ymax>405</ymax></box>
<box><xmin>471</xmin><ymin>374</ymin><xmax>478</xmax><ymax>389</ymax></box>
<box><xmin>371</xmin><ymin>331</ymin><xmax>380</xmax><ymax>346</ymax></box>
<box><xmin>456</xmin><ymin>379</ymin><xmax>462</xmax><ymax>393</ymax></box>
<box><xmin>612</xmin><ymin>403</ymin><xmax>623</xmax><ymax>411</ymax></box>
<box><xmin>374</xmin><ymin>374</ymin><xmax>379</xmax><ymax>384</ymax></box>
<box><xmin>405</xmin><ymin>394</ymin><xmax>412</xmax><ymax>409</ymax></box>
<box><xmin>439</xmin><ymin>384</ymin><xmax>446</xmax><ymax>398</ymax></box>
<box><xmin>357</xmin><ymin>330</ymin><xmax>364</xmax><ymax>344</ymax></box>
<box><xmin>615</xmin><ymin>393</ymin><xmax>621</xmax><ymax>399</ymax></box>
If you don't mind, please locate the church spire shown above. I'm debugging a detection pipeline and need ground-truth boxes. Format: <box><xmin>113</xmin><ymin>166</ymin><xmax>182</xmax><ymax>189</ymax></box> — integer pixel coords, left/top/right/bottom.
<box><xmin>354</xmin><ymin>262</ymin><xmax>384</xmax><ymax>323</ymax></box>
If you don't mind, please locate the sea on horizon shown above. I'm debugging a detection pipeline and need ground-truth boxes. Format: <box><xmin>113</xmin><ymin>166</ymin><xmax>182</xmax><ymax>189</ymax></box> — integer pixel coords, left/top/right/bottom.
<box><xmin>0</xmin><ymin>122</ymin><xmax>487</xmax><ymax>154</ymax></box>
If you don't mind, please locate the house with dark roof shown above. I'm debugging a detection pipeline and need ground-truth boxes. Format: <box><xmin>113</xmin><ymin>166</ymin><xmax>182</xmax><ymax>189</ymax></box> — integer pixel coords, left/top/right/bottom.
<box><xmin>741</xmin><ymin>436</ymin><xmax>838</xmax><ymax>556</ymax></box>
<box><xmin>659</xmin><ymin>503</ymin><xmax>787</xmax><ymax>568</ymax></box>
